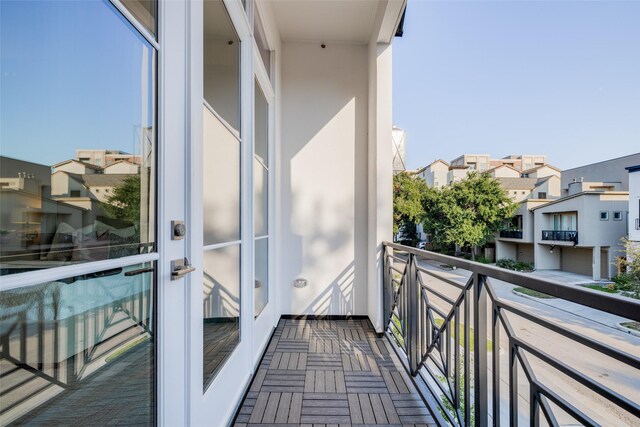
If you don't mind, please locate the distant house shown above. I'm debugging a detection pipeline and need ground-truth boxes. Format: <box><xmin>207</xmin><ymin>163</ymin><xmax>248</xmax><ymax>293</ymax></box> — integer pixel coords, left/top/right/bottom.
<box><xmin>487</xmin><ymin>164</ymin><xmax>521</xmax><ymax>178</ymax></box>
<box><xmin>416</xmin><ymin>159</ymin><xmax>449</xmax><ymax>188</ymax></box>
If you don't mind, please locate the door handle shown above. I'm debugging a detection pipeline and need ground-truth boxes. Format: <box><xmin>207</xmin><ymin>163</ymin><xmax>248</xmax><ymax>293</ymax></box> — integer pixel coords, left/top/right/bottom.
<box><xmin>171</xmin><ymin>257</ymin><xmax>196</xmax><ymax>280</ymax></box>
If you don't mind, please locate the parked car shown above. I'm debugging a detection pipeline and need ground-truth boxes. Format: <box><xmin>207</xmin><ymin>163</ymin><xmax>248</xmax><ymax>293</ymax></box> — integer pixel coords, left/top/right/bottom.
<box><xmin>416</xmin><ymin>241</ymin><xmax>426</xmax><ymax>250</ymax></box>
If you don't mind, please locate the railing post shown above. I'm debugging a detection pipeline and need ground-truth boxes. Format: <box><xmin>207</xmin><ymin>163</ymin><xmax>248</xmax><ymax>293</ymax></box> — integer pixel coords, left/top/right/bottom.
<box><xmin>474</xmin><ymin>273</ymin><xmax>489</xmax><ymax>427</ymax></box>
<box><xmin>407</xmin><ymin>253</ymin><xmax>420</xmax><ymax>375</ymax></box>
<box><xmin>383</xmin><ymin>244</ymin><xmax>391</xmax><ymax>330</ymax></box>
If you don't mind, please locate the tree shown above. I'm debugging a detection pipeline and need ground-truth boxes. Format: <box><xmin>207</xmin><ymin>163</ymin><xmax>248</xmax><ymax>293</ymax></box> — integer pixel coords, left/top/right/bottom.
<box><xmin>422</xmin><ymin>172</ymin><xmax>518</xmax><ymax>258</ymax></box>
<box><xmin>620</xmin><ymin>238</ymin><xmax>640</xmax><ymax>298</ymax></box>
<box><xmin>104</xmin><ymin>175</ymin><xmax>141</xmax><ymax>226</ymax></box>
<box><xmin>393</xmin><ymin>172</ymin><xmax>430</xmax><ymax>238</ymax></box>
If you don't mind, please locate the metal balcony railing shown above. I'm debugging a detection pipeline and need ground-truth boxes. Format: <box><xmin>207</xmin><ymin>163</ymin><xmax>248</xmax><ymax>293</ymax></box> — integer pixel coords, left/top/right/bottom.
<box><xmin>541</xmin><ymin>230</ymin><xmax>578</xmax><ymax>243</ymax></box>
<box><xmin>499</xmin><ymin>230</ymin><xmax>523</xmax><ymax>239</ymax></box>
<box><xmin>382</xmin><ymin>241</ymin><xmax>640</xmax><ymax>427</ymax></box>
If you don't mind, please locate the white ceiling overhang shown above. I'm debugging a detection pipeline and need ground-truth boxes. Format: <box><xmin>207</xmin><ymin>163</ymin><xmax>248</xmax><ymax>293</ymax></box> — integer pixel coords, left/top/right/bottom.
<box><xmin>269</xmin><ymin>0</ymin><xmax>406</xmax><ymax>45</ymax></box>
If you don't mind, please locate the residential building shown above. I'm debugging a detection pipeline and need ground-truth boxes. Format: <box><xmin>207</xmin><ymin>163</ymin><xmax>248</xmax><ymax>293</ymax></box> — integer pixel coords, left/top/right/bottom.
<box><xmin>628</xmin><ymin>165</ymin><xmax>640</xmax><ymax>259</ymax></box>
<box><xmin>487</xmin><ymin>164</ymin><xmax>521</xmax><ymax>178</ymax></box>
<box><xmin>561</xmin><ymin>152</ymin><xmax>640</xmax><ymax>196</ymax></box>
<box><xmin>450</xmin><ymin>153</ymin><xmax>547</xmax><ymax>172</ymax></box>
<box><xmin>520</xmin><ymin>164</ymin><xmax>561</xmax><ymax>179</ymax></box>
<box><xmin>494</xmin><ymin>175</ymin><xmax>562</xmax><ymax>262</ymax></box>
<box><xmin>392</xmin><ymin>126</ymin><xmax>407</xmax><ymax>174</ymax></box>
<box><xmin>416</xmin><ymin>159</ymin><xmax>449</xmax><ymax>188</ymax></box>
<box><xmin>532</xmin><ymin>191</ymin><xmax>628</xmax><ymax>280</ymax></box>
<box><xmin>76</xmin><ymin>149</ymin><xmax>143</xmax><ymax>167</ymax></box>
<box><xmin>0</xmin><ymin>0</ymin><xmax>406</xmax><ymax>425</ymax></box>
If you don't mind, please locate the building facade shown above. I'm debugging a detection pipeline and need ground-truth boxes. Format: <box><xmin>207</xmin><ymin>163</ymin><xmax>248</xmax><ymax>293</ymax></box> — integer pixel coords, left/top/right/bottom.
<box><xmin>0</xmin><ymin>0</ymin><xmax>405</xmax><ymax>425</ymax></box>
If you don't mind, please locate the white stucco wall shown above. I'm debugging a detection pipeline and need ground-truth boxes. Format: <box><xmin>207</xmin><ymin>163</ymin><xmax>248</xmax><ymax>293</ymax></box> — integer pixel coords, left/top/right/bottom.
<box><xmin>279</xmin><ymin>41</ymin><xmax>369</xmax><ymax>316</ymax></box>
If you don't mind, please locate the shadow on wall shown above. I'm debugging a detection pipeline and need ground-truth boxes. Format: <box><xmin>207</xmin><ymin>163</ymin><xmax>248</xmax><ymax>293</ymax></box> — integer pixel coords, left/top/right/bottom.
<box><xmin>300</xmin><ymin>261</ymin><xmax>356</xmax><ymax>315</ymax></box>
<box><xmin>280</xmin><ymin>42</ymin><xmax>369</xmax><ymax>316</ymax></box>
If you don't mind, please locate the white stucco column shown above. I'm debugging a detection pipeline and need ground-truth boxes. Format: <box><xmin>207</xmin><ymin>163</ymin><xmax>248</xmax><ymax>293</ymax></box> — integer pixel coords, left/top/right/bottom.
<box><xmin>592</xmin><ymin>246</ymin><xmax>601</xmax><ymax>281</ymax></box>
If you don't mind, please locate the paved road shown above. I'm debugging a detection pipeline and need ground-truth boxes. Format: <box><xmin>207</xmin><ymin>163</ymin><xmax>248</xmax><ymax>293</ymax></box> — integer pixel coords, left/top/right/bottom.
<box><xmin>409</xmin><ymin>258</ymin><xmax>640</xmax><ymax>426</ymax></box>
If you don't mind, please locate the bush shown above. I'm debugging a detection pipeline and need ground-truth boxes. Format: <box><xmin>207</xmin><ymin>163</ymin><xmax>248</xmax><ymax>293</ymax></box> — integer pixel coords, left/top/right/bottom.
<box><xmin>497</xmin><ymin>258</ymin><xmax>533</xmax><ymax>272</ymax></box>
<box><xmin>475</xmin><ymin>255</ymin><xmax>491</xmax><ymax>264</ymax></box>
<box><xmin>515</xmin><ymin>261</ymin><xmax>534</xmax><ymax>271</ymax></box>
<box><xmin>496</xmin><ymin>258</ymin><xmax>516</xmax><ymax>269</ymax></box>
<box><xmin>612</xmin><ymin>274</ymin><xmax>635</xmax><ymax>292</ymax></box>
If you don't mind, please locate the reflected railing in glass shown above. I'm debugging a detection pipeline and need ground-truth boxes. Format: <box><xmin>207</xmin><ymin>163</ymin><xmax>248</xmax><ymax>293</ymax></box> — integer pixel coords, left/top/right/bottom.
<box><xmin>0</xmin><ymin>0</ymin><xmax>156</xmax><ymax>275</ymax></box>
<box><xmin>0</xmin><ymin>263</ymin><xmax>155</xmax><ymax>425</ymax></box>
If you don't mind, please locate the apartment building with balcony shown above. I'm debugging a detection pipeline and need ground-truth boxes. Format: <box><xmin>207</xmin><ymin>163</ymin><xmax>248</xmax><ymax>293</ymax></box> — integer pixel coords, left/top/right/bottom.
<box><xmin>495</xmin><ymin>175</ymin><xmax>562</xmax><ymax>263</ymax></box>
<box><xmin>532</xmin><ymin>191</ymin><xmax>629</xmax><ymax>280</ymax></box>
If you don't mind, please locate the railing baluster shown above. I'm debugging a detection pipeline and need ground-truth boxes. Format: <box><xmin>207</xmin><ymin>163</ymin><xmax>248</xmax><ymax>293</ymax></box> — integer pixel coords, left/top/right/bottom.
<box><xmin>454</xmin><ymin>307</ymin><xmax>460</xmax><ymax>413</ymax></box>
<box><xmin>464</xmin><ymin>285</ymin><xmax>471</xmax><ymax>426</ymax></box>
<box><xmin>474</xmin><ymin>273</ymin><xmax>489</xmax><ymax>427</ymax></box>
<box><xmin>492</xmin><ymin>306</ymin><xmax>501</xmax><ymax>427</ymax></box>
<box><xmin>509</xmin><ymin>342</ymin><xmax>519</xmax><ymax>426</ymax></box>
<box><xmin>408</xmin><ymin>253</ymin><xmax>420</xmax><ymax>375</ymax></box>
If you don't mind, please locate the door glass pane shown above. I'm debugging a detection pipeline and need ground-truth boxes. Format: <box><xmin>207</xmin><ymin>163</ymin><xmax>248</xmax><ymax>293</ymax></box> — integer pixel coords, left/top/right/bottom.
<box><xmin>254</xmin><ymin>160</ymin><xmax>268</xmax><ymax>237</ymax></box>
<box><xmin>203</xmin><ymin>107</ymin><xmax>240</xmax><ymax>245</ymax></box>
<box><xmin>254</xmin><ymin>80</ymin><xmax>268</xmax><ymax>165</ymax></box>
<box><xmin>254</xmin><ymin>7</ymin><xmax>271</xmax><ymax>78</ymax></box>
<box><xmin>0</xmin><ymin>1</ymin><xmax>156</xmax><ymax>276</ymax></box>
<box><xmin>121</xmin><ymin>0</ymin><xmax>156</xmax><ymax>37</ymax></box>
<box><xmin>0</xmin><ymin>263</ymin><xmax>155</xmax><ymax>424</ymax></box>
<box><xmin>204</xmin><ymin>0</ymin><xmax>240</xmax><ymax>132</ymax></box>
<box><xmin>203</xmin><ymin>244</ymin><xmax>240</xmax><ymax>388</ymax></box>
<box><xmin>254</xmin><ymin>238</ymin><xmax>268</xmax><ymax>317</ymax></box>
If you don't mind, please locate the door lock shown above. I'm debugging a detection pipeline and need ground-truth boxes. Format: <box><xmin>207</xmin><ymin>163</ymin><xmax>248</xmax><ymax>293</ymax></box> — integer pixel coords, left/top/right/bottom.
<box><xmin>172</xmin><ymin>220</ymin><xmax>186</xmax><ymax>240</ymax></box>
<box><xmin>171</xmin><ymin>257</ymin><xmax>195</xmax><ymax>280</ymax></box>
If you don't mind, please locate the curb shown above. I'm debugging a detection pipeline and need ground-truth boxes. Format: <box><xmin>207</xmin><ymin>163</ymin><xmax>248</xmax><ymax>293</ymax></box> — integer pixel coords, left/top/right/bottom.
<box><xmin>615</xmin><ymin>322</ymin><xmax>640</xmax><ymax>338</ymax></box>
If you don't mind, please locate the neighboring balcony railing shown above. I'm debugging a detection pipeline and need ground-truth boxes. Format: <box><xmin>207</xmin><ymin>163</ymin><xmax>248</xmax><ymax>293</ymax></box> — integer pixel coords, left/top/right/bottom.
<box><xmin>499</xmin><ymin>230</ymin><xmax>523</xmax><ymax>239</ymax></box>
<box><xmin>382</xmin><ymin>241</ymin><xmax>640</xmax><ymax>427</ymax></box>
<box><xmin>636</xmin><ymin>218</ymin><xmax>639</xmax><ymax>230</ymax></box>
<box><xmin>541</xmin><ymin>230</ymin><xmax>578</xmax><ymax>243</ymax></box>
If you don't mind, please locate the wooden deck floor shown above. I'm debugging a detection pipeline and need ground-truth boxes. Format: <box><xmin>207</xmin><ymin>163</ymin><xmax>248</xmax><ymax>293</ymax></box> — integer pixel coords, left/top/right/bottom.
<box><xmin>234</xmin><ymin>318</ymin><xmax>436</xmax><ymax>426</ymax></box>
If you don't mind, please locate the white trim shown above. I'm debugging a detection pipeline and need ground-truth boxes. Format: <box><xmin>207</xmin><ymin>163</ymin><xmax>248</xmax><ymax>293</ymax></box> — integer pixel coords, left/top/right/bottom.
<box><xmin>203</xmin><ymin>99</ymin><xmax>241</xmax><ymax>141</ymax></box>
<box><xmin>0</xmin><ymin>253</ymin><xmax>159</xmax><ymax>292</ymax></box>
<box><xmin>255</xmin><ymin>235</ymin><xmax>268</xmax><ymax>241</ymax></box>
<box><xmin>203</xmin><ymin>240</ymin><xmax>243</xmax><ymax>252</ymax></box>
<box><xmin>109</xmin><ymin>0</ymin><xmax>159</xmax><ymax>50</ymax></box>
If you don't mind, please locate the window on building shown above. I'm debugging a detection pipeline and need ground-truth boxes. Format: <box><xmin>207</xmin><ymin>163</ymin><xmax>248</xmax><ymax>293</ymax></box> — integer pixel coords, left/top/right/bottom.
<box><xmin>538</xmin><ymin>192</ymin><xmax>547</xmax><ymax>199</ymax></box>
<box><xmin>613</xmin><ymin>211</ymin><xmax>622</xmax><ymax>221</ymax></box>
<box><xmin>600</xmin><ymin>211</ymin><xmax>609</xmax><ymax>220</ymax></box>
<box><xmin>70</xmin><ymin>190</ymin><xmax>81</xmax><ymax>197</ymax></box>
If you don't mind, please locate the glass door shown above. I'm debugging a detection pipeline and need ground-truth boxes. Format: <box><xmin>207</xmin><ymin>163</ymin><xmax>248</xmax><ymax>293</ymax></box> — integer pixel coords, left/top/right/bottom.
<box><xmin>0</xmin><ymin>0</ymin><xmax>159</xmax><ymax>424</ymax></box>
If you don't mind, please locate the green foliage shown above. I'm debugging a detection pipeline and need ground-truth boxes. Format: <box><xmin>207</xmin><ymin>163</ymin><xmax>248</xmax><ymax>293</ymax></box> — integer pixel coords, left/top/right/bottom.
<box><xmin>422</xmin><ymin>172</ymin><xmax>518</xmax><ymax>258</ymax></box>
<box><xmin>393</xmin><ymin>172</ymin><xmax>430</xmax><ymax>235</ymax></box>
<box><xmin>496</xmin><ymin>258</ymin><xmax>534</xmax><ymax>272</ymax></box>
<box><xmin>475</xmin><ymin>255</ymin><xmax>491</xmax><ymax>264</ymax></box>
<box><xmin>103</xmin><ymin>175</ymin><xmax>141</xmax><ymax>226</ymax></box>
<box><xmin>619</xmin><ymin>238</ymin><xmax>640</xmax><ymax>298</ymax></box>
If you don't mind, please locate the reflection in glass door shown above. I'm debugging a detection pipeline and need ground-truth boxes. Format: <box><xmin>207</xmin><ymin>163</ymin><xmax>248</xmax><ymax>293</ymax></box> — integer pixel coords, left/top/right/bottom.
<box><xmin>254</xmin><ymin>80</ymin><xmax>269</xmax><ymax>318</ymax></box>
<box><xmin>202</xmin><ymin>0</ymin><xmax>241</xmax><ymax>390</ymax></box>
<box><xmin>0</xmin><ymin>0</ymin><xmax>157</xmax><ymax>424</ymax></box>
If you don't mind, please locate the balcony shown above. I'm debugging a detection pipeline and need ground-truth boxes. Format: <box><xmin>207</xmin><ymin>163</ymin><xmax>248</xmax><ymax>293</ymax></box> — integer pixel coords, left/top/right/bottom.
<box><xmin>499</xmin><ymin>229</ymin><xmax>523</xmax><ymax>239</ymax></box>
<box><xmin>380</xmin><ymin>242</ymin><xmax>640</xmax><ymax>426</ymax></box>
<box><xmin>541</xmin><ymin>230</ymin><xmax>578</xmax><ymax>243</ymax></box>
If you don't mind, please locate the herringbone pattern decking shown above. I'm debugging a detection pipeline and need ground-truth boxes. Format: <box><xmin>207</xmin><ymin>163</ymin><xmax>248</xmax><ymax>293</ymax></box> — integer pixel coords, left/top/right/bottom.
<box><xmin>234</xmin><ymin>318</ymin><xmax>436</xmax><ymax>426</ymax></box>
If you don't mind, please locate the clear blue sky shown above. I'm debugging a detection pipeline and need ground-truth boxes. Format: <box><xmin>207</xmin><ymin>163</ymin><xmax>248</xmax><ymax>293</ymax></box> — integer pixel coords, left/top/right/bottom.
<box><xmin>0</xmin><ymin>0</ymin><xmax>153</xmax><ymax>167</ymax></box>
<box><xmin>393</xmin><ymin>0</ymin><xmax>640</xmax><ymax>171</ymax></box>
